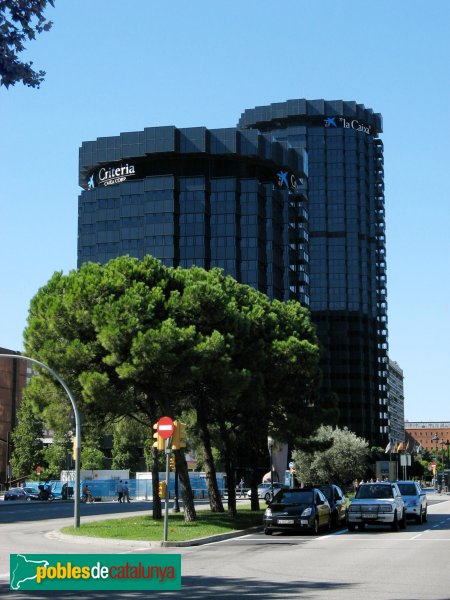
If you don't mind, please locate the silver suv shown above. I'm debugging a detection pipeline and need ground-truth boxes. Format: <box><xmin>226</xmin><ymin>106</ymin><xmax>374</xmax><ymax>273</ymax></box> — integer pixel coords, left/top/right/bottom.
<box><xmin>396</xmin><ymin>481</ymin><xmax>427</xmax><ymax>524</ymax></box>
<box><xmin>347</xmin><ymin>482</ymin><xmax>406</xmax><ymax>531</ymax></box>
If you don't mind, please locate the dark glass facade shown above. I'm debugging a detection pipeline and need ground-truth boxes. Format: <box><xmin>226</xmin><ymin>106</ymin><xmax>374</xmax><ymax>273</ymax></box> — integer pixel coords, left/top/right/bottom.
<box><xmin>238</xmin><ymin>100</ymin><xmax>388</xmax><ymax>444</ymax></box>
<box><xmin>78</xmin><ymin>125</ymin><xmax>309</xmax><ymax>305</ymax></box>
<box><xmin>78</xmin><ymin>99</ymin><xmax>388</xmax><ymax>445</ymax></box>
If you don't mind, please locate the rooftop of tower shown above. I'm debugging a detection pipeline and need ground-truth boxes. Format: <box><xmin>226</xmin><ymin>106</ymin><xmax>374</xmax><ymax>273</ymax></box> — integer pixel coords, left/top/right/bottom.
<box><xmin>238</xmin><ymin>98</ymin><xmax>383</xmax><ymax>135</ymax></box>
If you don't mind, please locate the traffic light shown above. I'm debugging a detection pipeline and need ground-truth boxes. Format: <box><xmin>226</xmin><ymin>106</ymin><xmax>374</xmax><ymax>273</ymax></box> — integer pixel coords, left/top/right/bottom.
<box><xmin>152</xmin><ymin>422</ymin><xmax>165</xmax><ymax>451</ymax></box>
<box><xmin>172</xmin><ymin>420</ymin><xmax>187</xmax><ymax>449</ymax></box>
<box><xmin>158</xmin><ymin>481</ymin><xmax>167</xmax><ymax>497</ymax></box>
<box><xmin>169</xmin><ymin>456</ymin><xmax>175</xmax><ymax>471</ymax></box>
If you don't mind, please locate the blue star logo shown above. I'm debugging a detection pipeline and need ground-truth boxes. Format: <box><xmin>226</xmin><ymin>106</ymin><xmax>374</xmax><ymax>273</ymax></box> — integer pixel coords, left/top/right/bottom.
<box><xmin>324</xmin><ymin>117</ymin><xmax>337</xmax><ymax>128</ymax></box>
<box><xmin>277</xmin><ymin>170</ymin><xmax>289</xmax><ymax>188</ymax></box>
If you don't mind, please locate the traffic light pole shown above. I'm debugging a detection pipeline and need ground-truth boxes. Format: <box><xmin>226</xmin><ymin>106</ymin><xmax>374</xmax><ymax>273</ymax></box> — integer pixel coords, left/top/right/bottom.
<box><xmin>164</xmin><ymin>439</ymin><xmax>172</xmax><ymax>543</ymax></box>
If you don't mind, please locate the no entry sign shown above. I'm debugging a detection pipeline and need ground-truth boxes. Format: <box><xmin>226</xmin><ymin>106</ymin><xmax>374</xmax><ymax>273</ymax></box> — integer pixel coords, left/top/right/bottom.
<box><xmin>157</xmin><ymin>416</ymin><xmax>174</xmax><ymax>439</ymax></box>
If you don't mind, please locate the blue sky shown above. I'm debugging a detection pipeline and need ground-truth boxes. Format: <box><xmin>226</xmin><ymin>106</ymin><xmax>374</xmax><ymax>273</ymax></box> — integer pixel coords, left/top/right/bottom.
<box><xmin>1</xmin><ymin>0</ymin><xmax>449</xmax><ymax>422</ymax></box>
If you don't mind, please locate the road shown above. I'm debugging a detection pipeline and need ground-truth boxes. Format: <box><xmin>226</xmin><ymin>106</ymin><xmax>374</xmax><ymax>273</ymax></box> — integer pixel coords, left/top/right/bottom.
<box><xmin>1</xmin><ymin>494</ymin><xmax>450</xmax><ymax>599</ymax></box>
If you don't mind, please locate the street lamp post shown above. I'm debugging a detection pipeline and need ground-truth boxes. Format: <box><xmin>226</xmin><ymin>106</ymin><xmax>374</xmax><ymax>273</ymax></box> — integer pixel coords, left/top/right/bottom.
<box><xmin>0</xmin><ymin>354</ymin><xmax>81</xmax><ymax>528</ymax></box>
<box><xmin>446</xmin><ymin>440</ymin><xmax>450</xmax><ymax>470</ymax></box>
<box><xmin>431</xmin><ymin>433</ymin><xmax>439</xmax><ymax>489</ymax></box>
<box><xmin>267</xmin><ymin>436</ymin><xmax>274</xmax><ymax>501</ymax></box>
<box><xmin>440</xmin><ymin>439</ymin><xmax>446</xmax><ymax>491</ymax></box>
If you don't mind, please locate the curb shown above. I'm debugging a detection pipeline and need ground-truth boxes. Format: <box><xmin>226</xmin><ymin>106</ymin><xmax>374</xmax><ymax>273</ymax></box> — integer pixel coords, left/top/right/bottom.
<box><xmin>48</xmin><ymin>525</ymin><xmax>263</xmax><ymax>548</ymax></box>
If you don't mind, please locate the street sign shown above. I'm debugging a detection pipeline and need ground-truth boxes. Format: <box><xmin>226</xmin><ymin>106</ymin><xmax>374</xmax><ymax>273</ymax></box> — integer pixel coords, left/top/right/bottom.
<box><xmin>157</xmin><ymin>416</ymin><xmax>174</xmax><ymax>440</ymax></box>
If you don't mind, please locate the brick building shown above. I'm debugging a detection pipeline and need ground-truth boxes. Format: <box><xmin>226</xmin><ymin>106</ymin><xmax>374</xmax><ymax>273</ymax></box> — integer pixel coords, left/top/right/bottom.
<box><xmin>0</xmin><ymin>350</ymin><xmax>30</xmax><ymax>485</ymax></box>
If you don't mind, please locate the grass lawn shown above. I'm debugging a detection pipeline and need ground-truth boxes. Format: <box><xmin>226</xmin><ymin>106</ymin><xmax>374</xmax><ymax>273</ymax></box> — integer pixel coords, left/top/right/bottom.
<box><xmin>62</xmin><ymin>504</ymin><xmax>264</xmax><ymax>542</ymax></box>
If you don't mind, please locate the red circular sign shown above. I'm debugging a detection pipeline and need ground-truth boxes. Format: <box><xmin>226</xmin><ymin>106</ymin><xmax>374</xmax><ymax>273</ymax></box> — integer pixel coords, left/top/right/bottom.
<box><xmin>157</xmin><ymin>416</ymin><xmax>174</xmax><ymax>439</ymax></box>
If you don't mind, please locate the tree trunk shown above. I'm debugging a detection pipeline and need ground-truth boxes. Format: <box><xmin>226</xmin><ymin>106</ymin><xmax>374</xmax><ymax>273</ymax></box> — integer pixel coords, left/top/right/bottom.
<box><xmin>220</xmin><ymin>423</ymin><xmax>236</xmax><ymax>517</ymax></box>
<box><xmin>152</xmin><ymin>446</ymin><xmax>162</xmax><ymax>520</ymax></box>
<box><xmin>197</xmin><ymin>405</ymin><xmax>224</xmax><ymax>512</ymax></box>
<box><xmin>175</xmin><ymin>449</ymin><xmax>197</xmax><ymax>522</ymax></box>
<box><xmin>250</xmin><ymin>460</ymin><xmax>261</xmax><ymax>511</ymax></box>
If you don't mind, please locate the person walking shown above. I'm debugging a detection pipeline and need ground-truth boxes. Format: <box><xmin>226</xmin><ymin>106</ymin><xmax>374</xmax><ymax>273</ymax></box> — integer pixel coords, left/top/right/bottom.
<box><xmin>117</xmin><ymin>480</ymin><xmax>123</xmax><ymax>503</ymax></box>
<box><xmin>239</xmin><ymin>478</ymin><xmax>245</xmax><ymax>498</ymax></box>
<box><xmin>123</xmin><ymin>481</ymin><xmax>130</xmax><ymax>503</ymax></box>
<box><xmin>82</xmin><ymin>484</ymin><xmax>92</xmax><ymax>503</ymax></box>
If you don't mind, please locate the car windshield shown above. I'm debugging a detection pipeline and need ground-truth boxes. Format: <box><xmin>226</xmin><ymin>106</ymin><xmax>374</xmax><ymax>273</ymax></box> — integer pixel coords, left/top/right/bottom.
<box><xmin>276</xmin><ymin>491</ymin><xmax>313</xmax><ymax>504</ymax></box>
<box><xmin>397</xmin><ymin>483</ymin><xmax>417</xmax><ymax>496</ymax></box>
<box><xmin>356</xmin><ymin>484</ymin><xmax>393</xmax><ymax>499</ymax></box>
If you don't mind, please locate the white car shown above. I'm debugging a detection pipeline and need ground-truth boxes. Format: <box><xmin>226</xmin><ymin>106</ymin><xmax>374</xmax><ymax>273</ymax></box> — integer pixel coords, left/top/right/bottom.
<box><xmin>247</xmin><ymin>482</ymin><xmax>288</xmax><ymax>501</ymax></box>
<box><xmin>347</xmin><ymin>482</ymin><xmax>406</xmax><ymax>531</ymax></box>
<box><xmin>396</xmin><ymin>481</ymin><xmax>428</xmax><ymax>524</ymax></box>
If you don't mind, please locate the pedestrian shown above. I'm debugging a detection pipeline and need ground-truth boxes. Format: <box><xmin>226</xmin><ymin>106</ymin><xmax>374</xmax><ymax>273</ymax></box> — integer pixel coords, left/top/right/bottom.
<box><xmin>82</xmin><ymin>484</ymin><xmax>92</xmax><ymax>503</ymax></box>
<box><xmin>117</xmin><ymin>480</ymin><xmax>123</xmax><ymax>503</ymax></box>
<box><xmin>123</xmin><ymin>481</ymin><xmax>130</xmax><ymax>503</ymax></box>
<box><xmin>239</xmin><ymin>478</ymin><xmax>244</xmax><ymax>498</ymax></box>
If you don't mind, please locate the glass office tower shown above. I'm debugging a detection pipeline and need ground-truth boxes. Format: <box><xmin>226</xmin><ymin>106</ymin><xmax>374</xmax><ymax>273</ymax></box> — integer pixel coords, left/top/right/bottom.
<box><xmin>78</xmin><ymin>98</ymin><xmax>388</xmax><ymax>445</ymax></box>
<box><xmin>238</xmin><ymin>100</ymin><xmax>388</xmax><ymax>444</ymax></box>
<box><xmin>78</xmin><ymin>125</ymin><xmax>309</xmax><ymax>305</ymax></box>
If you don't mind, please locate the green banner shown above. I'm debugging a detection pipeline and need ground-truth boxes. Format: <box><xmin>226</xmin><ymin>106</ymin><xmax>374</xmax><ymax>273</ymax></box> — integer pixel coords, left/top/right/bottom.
<box><xmin>10</xmin><ymin>554</ymin><xmax>181</xmax><ymax>591</ymax></box>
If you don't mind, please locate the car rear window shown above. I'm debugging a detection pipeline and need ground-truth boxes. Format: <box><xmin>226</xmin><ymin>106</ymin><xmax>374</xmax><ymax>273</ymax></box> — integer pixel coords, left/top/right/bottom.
<box><xmin>277</xmin><ymin>491</ymin><xmax>313</xmax><ymax>504</ymax></box>
<box><xmin>397</xmin><ymin>483</ymin><xmax>417</xmax><ymax>495</ymax></box>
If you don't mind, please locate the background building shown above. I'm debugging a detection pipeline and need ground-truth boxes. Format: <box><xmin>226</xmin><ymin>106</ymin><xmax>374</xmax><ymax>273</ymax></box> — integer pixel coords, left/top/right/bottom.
<box><xmin>0</xmin><ymin>350</ymin><xmax>30</xmax><ymax>486</ymax></box>
<box><xmin>405</xmin><ymin>422</ymin><xmax>450</xmax><ymax>465</ymax></box>
<box><xmin>387</xmin><ymin>359</ymin><xmax>405</xmax><ymax>445</ymax></box>
<box><xmin>78</xmin><ymin>98</ymin><xmax>388</xmax><ymax>445</ymax></box>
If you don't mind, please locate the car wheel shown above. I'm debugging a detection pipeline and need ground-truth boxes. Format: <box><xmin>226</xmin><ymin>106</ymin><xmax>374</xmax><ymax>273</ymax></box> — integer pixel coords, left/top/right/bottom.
<box><xmin>327</xmin><ymin>515</ymin><xmax>332</xmax><ymax>531</ymax></box>
<box><xmin>400</xmin><ymin>511</ymin><xmax>407</xmax><ymax>529</ymax></box>
<box><xmin>26</xmin><ymin>497</ymin><xmax>31</xmax><ymax>501</ymax></box>
<box><xmin>311</xmin><ymin>518</ymin><xmax>319</xmax><ymax>535</ymax></box>
<box><xmin>357</xmin><ymin>523</ymin><xmax>365</xmax><ymax>531</ymax></box>
<box><xmin>347</xmin><ymin>522</ymin><xmax>356</xmax><ymax>531</ymax></box>
<box><xmin>423</xmin><ymin>507</ymin><xmax>428</xmax><ymax>523</ymax></box>
<box><xmin>264</xmin><ymin>492</ymin><xmax>271</xmax><ymax>502</ymax></box>
<box><xmin>264</xmin><ymin>528</ymin><xmax>273</xmax><ymax>535</ymax></box>
<box><xmin>331</xmin><ymin>511</ymin><xmax>338</xmax><ymax>529</ymax></box>
<box><xmin>415</xmin><ymin>509</ymin><xmax>423</xmax><ymax>525</ymax></box>
<box><xmin>391</xmin><ymin>512</ymin><xmax>399</xmax><ymax>531</ymax></box>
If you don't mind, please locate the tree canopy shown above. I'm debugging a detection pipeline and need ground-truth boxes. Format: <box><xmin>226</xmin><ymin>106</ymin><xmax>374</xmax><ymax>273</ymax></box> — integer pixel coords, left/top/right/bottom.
<box><xmin>292</xmin><ymin>425</ymin><xmax>369</xmax><ymax>486</ymax></box>
<box><xmin>0</xmin><ymin>0</ymin><xmax>54</xmax><ymax>88</ymax></box>
<box><xmin>23</xmin><ymin>256</ymin><xmax>327</xmax><ymax>513</ymax></box>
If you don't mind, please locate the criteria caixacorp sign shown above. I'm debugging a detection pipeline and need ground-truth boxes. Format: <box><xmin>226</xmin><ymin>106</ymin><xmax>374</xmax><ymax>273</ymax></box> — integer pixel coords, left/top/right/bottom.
<box><xmin>10</xmin><ymin>554</ymin><xmax>181</xmax><ymax>591</ymax></box>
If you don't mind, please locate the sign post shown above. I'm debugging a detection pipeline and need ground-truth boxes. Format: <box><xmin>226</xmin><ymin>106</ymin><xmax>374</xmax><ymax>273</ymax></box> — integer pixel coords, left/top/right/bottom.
<box><xmin>156</xmin><ymin>417</ymin><xmax>174</xmax><ymax>543</ymax></box>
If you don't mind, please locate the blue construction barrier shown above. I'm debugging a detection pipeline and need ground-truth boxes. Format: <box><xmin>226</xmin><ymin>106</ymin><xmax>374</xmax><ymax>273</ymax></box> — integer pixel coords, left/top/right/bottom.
<box><xmin>25</xmin><ymin>473</ymin><xmax>226</xmax><ymax>501</ymax></box>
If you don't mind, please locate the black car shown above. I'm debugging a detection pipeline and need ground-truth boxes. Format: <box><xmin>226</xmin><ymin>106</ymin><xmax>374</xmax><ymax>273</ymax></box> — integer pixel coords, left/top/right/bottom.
<box><xmin>263</xmin><ymin>487</ymin><xmax>331</xmax><ymax>535</ymax></box>
<box><xmin>315</xmin><ymin>483</ymin><xmax>347</xmax><ymax>528</ymax></box>
<box><xmin>4</xmin><ymin>487</ymin><xmax>39</xmax><ymax>501</ymax></box>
